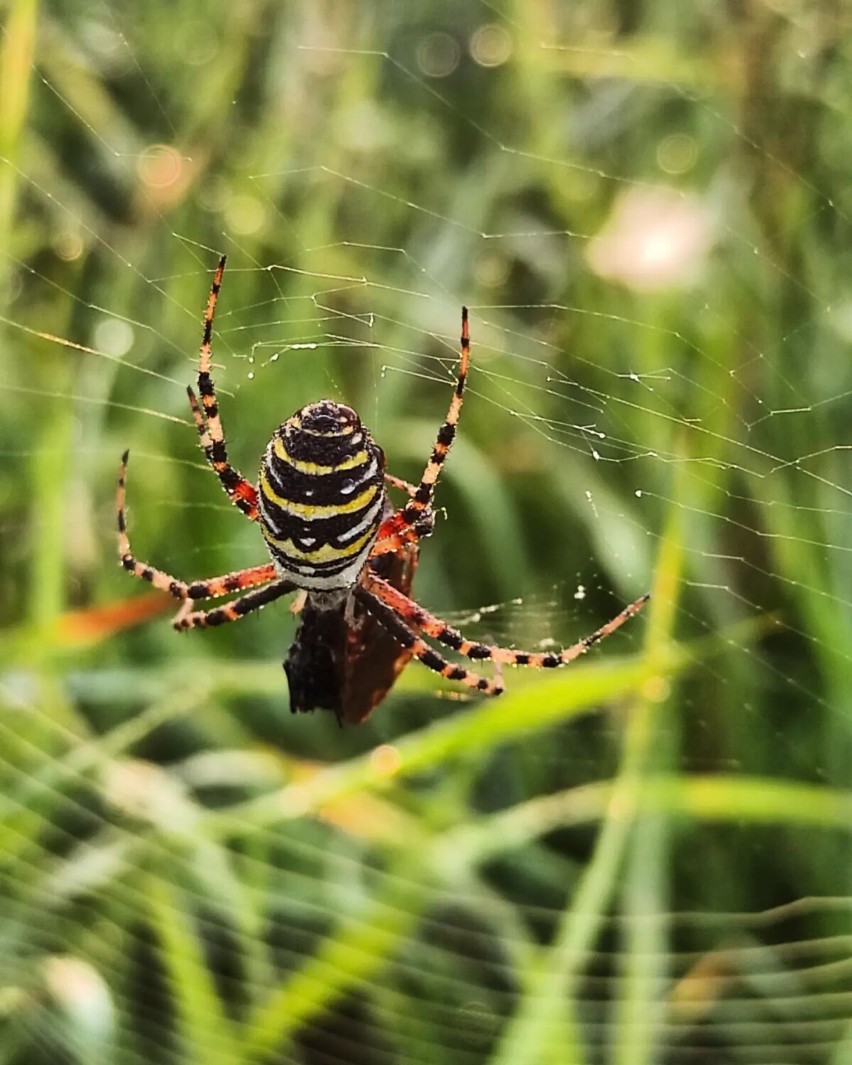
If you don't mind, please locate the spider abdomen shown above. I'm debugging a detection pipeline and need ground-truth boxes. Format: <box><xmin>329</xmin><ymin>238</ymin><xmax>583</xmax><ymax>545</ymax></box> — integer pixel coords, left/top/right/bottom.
<box><xmin>258</xmin><ymin>401</ymin><xmax>386</xmax><ymax>590</ymax></box>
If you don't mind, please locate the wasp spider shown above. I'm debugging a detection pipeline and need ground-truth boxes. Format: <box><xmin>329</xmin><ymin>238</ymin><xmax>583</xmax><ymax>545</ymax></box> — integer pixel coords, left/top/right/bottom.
<box><xmin>117</xmin><ymin>256</ymin><xmax>649</xmax><ymax>720</ymax></box>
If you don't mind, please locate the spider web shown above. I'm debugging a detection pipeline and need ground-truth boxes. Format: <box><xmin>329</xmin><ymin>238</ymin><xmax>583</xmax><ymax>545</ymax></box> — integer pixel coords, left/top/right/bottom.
<box><xmin>1</xmin><ymin>2</ymin><xmax>851</xmax><ymax>1064</ymax></box>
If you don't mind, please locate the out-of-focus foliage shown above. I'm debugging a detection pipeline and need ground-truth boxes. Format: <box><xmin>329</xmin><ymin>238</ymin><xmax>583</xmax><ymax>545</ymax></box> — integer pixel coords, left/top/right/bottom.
<box><xmin>1</xmin><ymin>1</ymin><xmax>851</xmax><ymax>1063</ymax></box>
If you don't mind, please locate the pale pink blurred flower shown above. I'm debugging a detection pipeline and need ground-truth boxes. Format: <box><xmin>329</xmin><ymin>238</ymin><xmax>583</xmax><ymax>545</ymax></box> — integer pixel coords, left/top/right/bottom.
<box><xmin>586</xmin><ymin>187</ymin><xmax>715</xmax><ymax>292</ymax></box>
<box><xmin>43</xmin><ymin>956</ymin><xmax>115</xmax><ymax>1038</ymax></box>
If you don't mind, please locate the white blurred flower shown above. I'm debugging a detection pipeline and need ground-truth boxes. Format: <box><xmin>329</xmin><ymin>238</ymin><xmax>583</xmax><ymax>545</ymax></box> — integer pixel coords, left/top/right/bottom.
<box><xmin>586</xmin><ymin>186</ymin><xmax>715</xmax><ymax>292</ymax></box>
<box><xmin>101</xmin><ymin>758</ymin><xmax>196</xmax><ymax>832</ymax></box>
<box><xmin>43</xmin><ymin>956</ymin><xmax>115</xmax><ymax>1041</ymax></box>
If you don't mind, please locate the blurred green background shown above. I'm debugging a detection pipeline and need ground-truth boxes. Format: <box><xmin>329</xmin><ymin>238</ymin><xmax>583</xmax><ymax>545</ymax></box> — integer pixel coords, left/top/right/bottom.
<box><xmin>2</xmin><ymin>1</ymin><xmax>851</xmax><ymax>1062</ymax></box>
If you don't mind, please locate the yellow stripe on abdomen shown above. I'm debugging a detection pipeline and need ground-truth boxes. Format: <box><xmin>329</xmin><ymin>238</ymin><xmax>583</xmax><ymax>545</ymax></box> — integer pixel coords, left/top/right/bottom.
<box><xmin>272</xmin><ymin>436</ymin><xmax>370</xmax><ymax>475</ymax></box>
<box><xmin>260</xmin><ymin>469</ymin><xmax>379</xmax><ymax>519</ymax></box>
<box><xmin>262</xmin><ymin>524</ymin><xmax>377</xmax><ymax>565</ymax></box>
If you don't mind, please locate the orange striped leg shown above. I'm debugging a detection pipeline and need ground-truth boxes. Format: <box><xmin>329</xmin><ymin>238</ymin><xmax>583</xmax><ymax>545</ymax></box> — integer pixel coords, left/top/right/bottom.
<box><xmin>368</xmin><ymin>525</ymin><xmax>415</xmax><ymax>559</ymax></box>
<box><xmin>366</xmin><ymin>572</ymin><xmax>650</xmax><ymax>669</ymax></box>
<box><xmin>371</xmin><ymin>307</ymin><xmax>469</xmax><ymax>557</ymax></box>
<box><xmin>117</xmin><ymin>450</ymin><xmax>275</xmax><ymax>600</ymax></box>
<box><xmin>174</xmin><ymin>579</ymin><xmax>295</xmax><ymax>631</ymax></box>
<box><xmin>186</xmin><ymin>385</ymin><xmax>259</xmax><ymax>520</ymax></box>
<box><xmin>354</xmin><ymin>585</ymin><xmax>503</xmax><ymax>695</ymax></box>
<box><xmin>188</xmin><ymin>256</ymin><xmax>259</xmax><ymax>521</ymax></box>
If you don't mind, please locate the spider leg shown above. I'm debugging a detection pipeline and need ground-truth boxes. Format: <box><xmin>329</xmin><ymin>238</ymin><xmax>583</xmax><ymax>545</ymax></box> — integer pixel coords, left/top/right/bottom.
<box><xmin>372</xmin><ymin>307</ymin><xmax>469</xmax><ymax>557</ymax></box>
<box><xmin>365</xmin><ymin>572</ymin><xmax>650</xmax><ymax>669</ymax></box>
<box><xmin>174</xmin><ymin>579</ymin><xmax>295</xmax><ymax>631</ymax></box>
<box><xmin>186</xmin><ymin>385</ymin><xmax>259</xmax><ymax>520</ymax></box>
<box><xmin>354</xmin><ymin>585</ymin><xmax>503</xmax><ymax>695</ymax></box>
<box><xmin>190</xmin><ymin>254</ymin><xmax>259</xmax><ymax>521</ymax></box>
<box><xmin>384</xmin><ymin>472</ymin><xmax>419</xmax><ymax>497</ymax></box>
<box><xmin>117</xmin><ymin>449</ymin><xmax>275</xmax><ymax>599</ymax></box>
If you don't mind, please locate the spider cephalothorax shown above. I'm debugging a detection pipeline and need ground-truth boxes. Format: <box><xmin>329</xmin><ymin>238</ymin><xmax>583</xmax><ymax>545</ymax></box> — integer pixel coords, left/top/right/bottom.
<box><xmin>117</xmin><ymin>255</ymin><xmax>648</xmax><ymax>723</ymax></box>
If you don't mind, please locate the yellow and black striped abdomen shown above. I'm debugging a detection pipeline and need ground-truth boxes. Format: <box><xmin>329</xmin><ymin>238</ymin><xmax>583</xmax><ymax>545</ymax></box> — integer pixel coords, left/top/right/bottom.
<box><xmin>258</xmin><ymin>401</ymin><xmax>386</xmax><ymax>591</ymax></box>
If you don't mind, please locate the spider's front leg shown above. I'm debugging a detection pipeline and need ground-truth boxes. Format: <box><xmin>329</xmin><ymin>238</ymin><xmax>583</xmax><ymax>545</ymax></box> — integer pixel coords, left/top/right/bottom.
<box><xmin>186</xmin><ymin>385</ymin><xmax>259</xmax><ymax>520</ymax></box>
<box><xmin>187</xmin><ymin>255</ymin><xmax>260</xmax><ymax>522</ymax></box>
<box><xmin>371</xmin><ymin>306</ymin><xmax>469</xmax><ymax>558</ymax></box>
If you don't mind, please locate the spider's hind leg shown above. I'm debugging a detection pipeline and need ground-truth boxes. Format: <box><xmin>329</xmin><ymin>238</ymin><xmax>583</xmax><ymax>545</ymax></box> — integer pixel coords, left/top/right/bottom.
<box><xmin>362</xmin><ymin>570</ymin><xmax>649</xmax><ymax>681</ymax></box>
<box><xmin>354</xmin><ymin>584</ymin><xmax>504</xmax><ymax>696</ymax></box>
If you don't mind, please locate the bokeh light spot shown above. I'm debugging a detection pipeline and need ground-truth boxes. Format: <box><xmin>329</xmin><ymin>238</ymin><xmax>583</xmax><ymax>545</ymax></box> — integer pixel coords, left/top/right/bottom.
<box><xmin>370</xmin><ymin>744</ymin><xmax>401</xmax><ymax>778</ymax></box>
<box><xmin>136</xmin><ymin>143</ymin><xmax>184</xmax><ymax>190</ymax></box>
<box><xmin>470</xmin><ymin>24</ymin><xmax>512</xmax><ymax>67</ymax></box>
<box><xmin>93</xmin><ymin>317</ymin><xmax>135</xmax><ymax>357</ymax></box>
<box><xmin>658</xmin><ymin>134</ymin><xmax>698</xmax><ymax>175</ymax></box>
<box><xmin>416</xmin><ymin>32</ymin><xmax>461</xmax><ymax>78</ymax></box>
<box><xmin>224</xmin><ymin>194</ymin><xmax>268</xmax><ymax>236</ymax></box>
<box><xmin>54</xmin><ymin>231</ymin><xmax>85</xmax><ymax>261</ymax></box>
